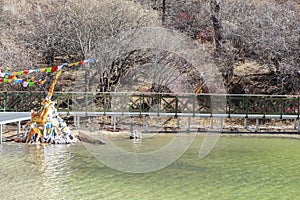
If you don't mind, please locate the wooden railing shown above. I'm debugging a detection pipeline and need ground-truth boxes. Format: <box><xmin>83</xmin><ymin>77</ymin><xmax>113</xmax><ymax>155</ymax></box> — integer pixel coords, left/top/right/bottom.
<box><xmin>0</xmin><ymin>91</ymin><xmax>299</xmax><ymax>119</ymax></box>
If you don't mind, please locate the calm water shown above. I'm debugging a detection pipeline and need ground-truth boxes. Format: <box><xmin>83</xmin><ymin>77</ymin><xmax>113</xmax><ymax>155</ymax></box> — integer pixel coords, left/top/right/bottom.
<box><xmin>1</xmin><ymin>135</ymin><xmax>300</xmax><ymax>200</ymax></box>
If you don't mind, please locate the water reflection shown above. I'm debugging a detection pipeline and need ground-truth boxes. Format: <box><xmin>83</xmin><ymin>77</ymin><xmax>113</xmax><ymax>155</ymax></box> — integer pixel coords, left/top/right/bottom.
<box><xmin>0</xmin><ymin>143</ymin><xmax>76</xmax><ymax>199</ymax></box>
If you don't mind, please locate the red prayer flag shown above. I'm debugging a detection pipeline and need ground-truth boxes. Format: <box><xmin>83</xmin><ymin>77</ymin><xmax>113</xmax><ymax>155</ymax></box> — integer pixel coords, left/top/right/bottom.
<box><xmin>52</xmin><ymin>66</ymin><xmax>58</xmax><ymax>72</ymax></box>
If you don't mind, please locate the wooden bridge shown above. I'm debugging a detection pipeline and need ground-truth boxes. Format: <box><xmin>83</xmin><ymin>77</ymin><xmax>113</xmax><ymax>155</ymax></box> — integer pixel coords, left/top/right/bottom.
<box><xmin>1</xmin><ymin>91</ymin><xmax>300</xmax><ymax>143</ymax></box>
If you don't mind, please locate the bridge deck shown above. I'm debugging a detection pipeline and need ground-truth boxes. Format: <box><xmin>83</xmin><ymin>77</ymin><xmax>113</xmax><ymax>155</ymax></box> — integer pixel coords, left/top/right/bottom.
<box><xmin>1</xmin><ymin>111</ymin><xmax>299</xmax><ymax>144</ymax></box>
<box><xmin>0</xmin><ymin>112</ymin><xmax>31</xmax><ymax>144</ymax></box>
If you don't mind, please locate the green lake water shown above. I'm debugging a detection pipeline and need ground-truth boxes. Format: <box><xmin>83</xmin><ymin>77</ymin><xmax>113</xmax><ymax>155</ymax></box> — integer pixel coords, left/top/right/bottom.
<box><xmin>0</xmin><ymin>135</ymin><xmax>300</xmax><ymax>200</ymax></box>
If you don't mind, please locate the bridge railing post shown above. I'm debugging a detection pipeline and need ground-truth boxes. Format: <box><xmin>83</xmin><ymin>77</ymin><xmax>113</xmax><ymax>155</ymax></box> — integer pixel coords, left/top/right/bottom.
<box><xmin>226</xmin><ymin>95</ymin><xmax>231</xmax><ymax>118</ymax></box>
<box><xmin>263</xmin><ymin>96</ymin><xmax>266</xmax><ymax>118</ymax></box>
<box><xmin>84</xmin><ymin>92</ymin><xmax>87</xmax><ymax>114</ymax></box>
<box><xmin>245</xmin><ymin>95</ymin><xmax>249</xmax><ymax>118</ymax></box>
<box><xmin>192</xmin><ymin>94</ymin><xmax>196</xmax><ymax>116</ymax></box>
<box><xmin>280</xmin><ymin>96</ymin><xmax>283</xmax><ymax>118</ymax></box>
<box><xmin>140</xmin><ymin>93</ymin><xmax>144</xmax><ymax>115</ymax></box>
<box><xmin>0</xmin><ymin>124</ymin><xmax>2</xmax><ymax>144</ymax></box>
<box><xmin>3</xmin><ymin>92</ymin><xmax>7</xmax><ymax>112</ymax></box>
<box><xmin>175</xmin><ymin>94</ymin><xmax>179</xmax><ymax>117</ymax></box>
<box><xmin>296</xmin><ymin>96</ymin><xmax>300</xmax><ymax>120</ymax></box>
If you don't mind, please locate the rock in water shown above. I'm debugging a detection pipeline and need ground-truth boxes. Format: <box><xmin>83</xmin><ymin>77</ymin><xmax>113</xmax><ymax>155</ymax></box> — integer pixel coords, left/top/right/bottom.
<box><xmin>77</xmin><ymin>131</ymin><xmax>106</xmax><ymax>145</ymax></box>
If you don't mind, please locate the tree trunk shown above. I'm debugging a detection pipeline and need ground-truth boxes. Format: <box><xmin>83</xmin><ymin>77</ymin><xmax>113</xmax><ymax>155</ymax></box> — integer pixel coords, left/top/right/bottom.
<box><xmin>162</xmin><ymin>0</ymin><xmax>166</xmax><ymax>24</ymax></box>
<box><xmin>211</xmin><ymin>0</ymin><xmax>223</xmax><ymax>51</ymax></box>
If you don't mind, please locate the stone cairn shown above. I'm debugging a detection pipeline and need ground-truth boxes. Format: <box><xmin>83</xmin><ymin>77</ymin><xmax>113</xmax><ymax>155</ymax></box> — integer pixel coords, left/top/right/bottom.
<box><xmin>16</xmin><ymin>70</ymin><xmax>77</xmax><ymax>144</ymax></box>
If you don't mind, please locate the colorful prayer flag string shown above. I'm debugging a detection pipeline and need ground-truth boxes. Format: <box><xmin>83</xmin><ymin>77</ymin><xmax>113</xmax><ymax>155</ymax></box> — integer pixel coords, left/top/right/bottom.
<box><xmin>0</xmin><ymin>59</ymin><xmax>95</xmax><ymax>87</ymax></box>
<box><xmin>0</xmin><ymin>77</ymin><xmax>47</xmax><ymax>87</ymax></box>
<box><xmin>0</xmin><ymin>59</ymin><xmax>95</xmax><ymax>78</ymax></box>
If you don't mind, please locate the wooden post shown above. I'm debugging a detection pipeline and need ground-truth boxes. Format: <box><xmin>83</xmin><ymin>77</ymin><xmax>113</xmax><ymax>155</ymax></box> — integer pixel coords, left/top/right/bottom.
<box><xmin>256</xmin><ymin>119</ymin><xmax>259</xmax><ymax>132</ymax></box>
<box><xmin>187</xmin><ymin>116</ymin><xmax>191</xmax><ymax>132</ymax></box>
<box><xmin>143</xmin><ymin>115</ymin><xmax>148</xmax><ymax>129</ymax></box>
<box><xmin>244</xmin><ymin>118</ymin><xmax>248</xmax><ymax>129</ymax></box>
<box><xmin>113</xmin><ymin>116</ymin><xmax>116</xmax><ymax>131</ymax></box>
<box><xmin>77</xmin><ymin>116</ymin><xmax>80</xmax><ymax>128</ymax></box>
<box><xmin>74</xmin><ymin>115</ymin><xmax>77</xmax><ymax>127</ymax></box>
<box><xmin>220</xmin><ymin>118</ymin><xmax>224</xmax><ymax>132</ymax></box>
<box><xmin>17</xmin><ymin>121</ymin><xmax>21</xmax><ymax>136</ymax></box>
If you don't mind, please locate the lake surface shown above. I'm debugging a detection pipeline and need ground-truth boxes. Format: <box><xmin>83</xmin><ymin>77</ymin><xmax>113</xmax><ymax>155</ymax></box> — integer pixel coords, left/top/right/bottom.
<box><xmin>1</xmin><ymin>135</ymin><xmax>300</xmax><ymax>200</ymax></box>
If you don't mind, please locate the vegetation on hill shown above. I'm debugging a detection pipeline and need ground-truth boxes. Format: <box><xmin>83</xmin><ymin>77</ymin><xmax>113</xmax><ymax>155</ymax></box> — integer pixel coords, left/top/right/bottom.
<box><xmin>0</xmin><ymin>0</ymin><xmax>299</xmax><ymax>94</ymax></box>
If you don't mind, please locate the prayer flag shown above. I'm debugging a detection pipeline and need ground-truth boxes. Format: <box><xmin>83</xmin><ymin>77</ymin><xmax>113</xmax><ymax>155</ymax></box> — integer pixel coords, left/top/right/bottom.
<box><xmin>46</xmin><ymin>67</ymin><xmax>52</xmax><ymax>73</ymax></box>
<box><xmin>23</xmin><ymin>81</ymin><xmax>29</xmax><ymax>87</ymax></box>
<box><xmin>52</xmin><ymin>66</ymin><xmax>58</xmax><ymax>72</ymax></box>
<box><xmin>89</xmin><ymin>59</ymin><xmax>95</xmax><ymax>63</ymax></box>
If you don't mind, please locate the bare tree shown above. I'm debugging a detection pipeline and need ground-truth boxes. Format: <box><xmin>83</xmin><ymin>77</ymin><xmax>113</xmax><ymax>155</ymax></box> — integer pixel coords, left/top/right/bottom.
<box><xmin>221</xmin><ymin>0</ymin><xmax>299</xmax><ymax>93</ymax></box>
<box><xmin>2</xmin><ymin>0</ymin><xmax>298</xmax><ymax>95</ymax></box>
<box><xmin>1</xmin><ymin>0</ymin><xmax>161</xmax><ymax>92</ymax></box>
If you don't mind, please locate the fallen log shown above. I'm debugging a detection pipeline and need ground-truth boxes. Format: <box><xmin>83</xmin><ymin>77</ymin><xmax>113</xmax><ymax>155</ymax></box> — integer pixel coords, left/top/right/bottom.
<box><xmin>77</xmin><ymin>131</ymin><xmax>106</xmax><ymax>145</ymax></box>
